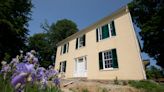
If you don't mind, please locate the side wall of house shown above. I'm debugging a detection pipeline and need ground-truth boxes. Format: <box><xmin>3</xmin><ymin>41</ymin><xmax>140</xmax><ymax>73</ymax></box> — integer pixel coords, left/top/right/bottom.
<box><xmin>55</xmin><ymin>10</ymin><xmax>145</xmax><ymax>80</ymax></box>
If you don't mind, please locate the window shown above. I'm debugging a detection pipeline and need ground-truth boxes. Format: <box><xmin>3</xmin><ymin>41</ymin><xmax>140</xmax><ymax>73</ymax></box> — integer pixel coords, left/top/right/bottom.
<box><xmin>96</xmin><ymin>21</ymin><xmax>116</xmax><ymax>42</ymax></box>
<box><xmin>98</xmin><ymin>49</ymin><xmax>118</xmax><ymax>70</ymax></box>
<box><xmin>76</xmin><ymin>35</ymin><xmax>85</xmax><ymax>49</ymax></box>
<box><xmin>61</xmin><ymin>43</ymin><xmax>69</xmax><ymax>54</ymax></box>
<box><xmin>59</xmin><ymin>61</ymin><xmax>67</xmax><ymax>72</ymax></box>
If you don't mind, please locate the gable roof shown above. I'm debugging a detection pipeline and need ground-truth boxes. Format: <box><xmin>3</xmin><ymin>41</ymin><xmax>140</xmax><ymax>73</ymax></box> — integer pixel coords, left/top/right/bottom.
<box><xmin>56</xmin><ymin>5</ymin><xmax>129</xmax><ymax>46</ymax></box>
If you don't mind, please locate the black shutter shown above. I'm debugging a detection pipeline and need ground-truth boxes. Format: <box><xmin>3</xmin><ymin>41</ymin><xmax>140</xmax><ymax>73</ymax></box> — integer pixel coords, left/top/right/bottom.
<box><xmin>112</xmin><ymin>49</ymin><xmax>118</xmax><ymax>68</ymax></box>
<box><xmin>60</xmin><ymin>46</ymin><xmax>62</xmax><ymax>55</ymax></box>
<box><xmin>59</xmin><ymin>62</ymin><xmax>61</xmax><ymax>72</ymax></box>
<box><xmin>76</xmin><ymin>38</ymin><xmax>78</xmax><ymax>49</ymax></box>
<box><xmin>67</xmin><ymin>43</ymin><xmax>69</xmax><ymax>52</ymax></box>
<box><xmin>111</xmin><ymin>21</ymin><xmax>116</xmax><ymax>36</ymax></box>
<box><xmin>83</xmin><ymin>35</ymin><xmax>85</xmax><ymax>46</ymax></box>
<box><xmin>96</xmin><ymin>28</ymin><xmax>99</xmax><ymax>42</ymax></box>
<box><xmin>99</xmin><ymin>52</ymin><xmax>103</xmax><ymax>70</ymax></box>
<box><xmin>63</xmin><ymin>61</ymin><xmax>67</xmax><ymax>72</ymax></box>
<box><xmin>63</xmin><ymin>44</ymin><xmax>67</xmax><ymax>53</ymax></box>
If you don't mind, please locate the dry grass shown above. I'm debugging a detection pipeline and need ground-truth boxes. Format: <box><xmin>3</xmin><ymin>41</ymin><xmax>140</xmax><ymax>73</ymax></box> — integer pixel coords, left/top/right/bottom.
<box><xmin>60</xmin><ymin>79</ymin><xmax>142</xmax><ymax>92</ymax></box>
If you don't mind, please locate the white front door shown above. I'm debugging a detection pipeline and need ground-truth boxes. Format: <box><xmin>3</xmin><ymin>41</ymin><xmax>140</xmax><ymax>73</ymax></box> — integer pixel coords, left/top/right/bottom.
<box><xmin>74</xmin><ymin>57</ymin><xmax>87</xmax><ymax>77</ymax></box>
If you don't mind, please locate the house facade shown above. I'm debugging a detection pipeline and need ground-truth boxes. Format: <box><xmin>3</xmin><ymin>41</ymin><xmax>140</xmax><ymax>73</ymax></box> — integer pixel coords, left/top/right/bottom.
<box><xmin>55</xmin><ymin>6</ymin><xmax>146</xmax><ymax>80</ymax></box>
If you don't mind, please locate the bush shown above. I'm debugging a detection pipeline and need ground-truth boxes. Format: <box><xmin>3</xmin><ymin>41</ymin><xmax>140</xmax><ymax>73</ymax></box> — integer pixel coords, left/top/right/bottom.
<box><xmin>129</xmin><ymin>80</ymin><xmax>164</xmax><ymax>92</ymax></box>
<box><xmin>146</xmin><ymin>66</ymin><xmax>163</xmax><ymax>79</ymax></box>
<box><xmin>114</xmin><ymin>76</ymin><xmax>119</xmax><ymax>85</ymax></box>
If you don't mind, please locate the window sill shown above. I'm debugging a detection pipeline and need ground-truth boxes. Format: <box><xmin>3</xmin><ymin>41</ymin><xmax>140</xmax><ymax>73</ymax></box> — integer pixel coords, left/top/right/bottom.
<box><xmin>97</xmin><ymin>36</ymin><xmax>116</xmax><ymax>43</ymax></box>
<box><xmin>61</xmin><ymin>52</ymin><xmax>68</xmax><ymax>55</ymax></box>
<box><xmin>99</xmin><ymin>68</ymin><xmax>119</xmax><ymax>71</ymax></box>
<box><xmin>76</xmin><ymin>46</ymin><xmax>85</xmax><ymax>50</ymax></box>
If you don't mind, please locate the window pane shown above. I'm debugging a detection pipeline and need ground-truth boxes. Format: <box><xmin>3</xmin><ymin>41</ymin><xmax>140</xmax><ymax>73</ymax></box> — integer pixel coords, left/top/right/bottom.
<box><xmin>63</xmin><ymin>44</ymin><xmax>67</xmax><ymax>53</ymax></box>
<box><xmin>78</xmin><ymin>35</ymin><xmax>85</xmax><ymax>48</ymax></box>
<box><xmin>102</xmin><ymin>24</ymin><xmax>109</xmax><ymax>39</ymax></box>
<box><xmin>103</xmin><ymin>50</ymin><xmax>114</xmax><ymax>69</ymax></box>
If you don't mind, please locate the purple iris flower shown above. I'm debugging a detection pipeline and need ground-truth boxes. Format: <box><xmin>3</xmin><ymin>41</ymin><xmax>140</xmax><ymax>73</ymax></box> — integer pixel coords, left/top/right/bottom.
<box><xmin>15</xmin><ymin>63</ymin><xmax>34</xmax><ymax>73</ymax></box>
<box><xmin>11</xmin><ymin>73</ymin><xmax>27</xmax><ymax>87</ymax></box>
<box><xmin>36</xmin><ymin>67</ymin><xmax>45</xmax><ymax>81</ymax></box>
<box><xmin>46</xmin><ymin>69</ymin><xmax>57</xmax><ymax>79</ymax></box>
<box><xmin>53</xmin><ymin>78</ymin><xmax>60</xmax><ymax>86</ymax></box>
<box><xmin>16</xmin><ymin>63</ymin><xmax>27</xmax><ymax>73</ymax></box>
<box><xmin>32</xmin><ymin>57</ymin><xmax>38</xmax><ymax>64</ymax></box>
<box><xmin>25</xmin><ymin>63</ymin><xmax>34</xmax><ymax>73</ymax></box>
<box><xmin>1</xmin><ymin>65</ymin><xmax>10</xmax><ymax>72</ymax></box>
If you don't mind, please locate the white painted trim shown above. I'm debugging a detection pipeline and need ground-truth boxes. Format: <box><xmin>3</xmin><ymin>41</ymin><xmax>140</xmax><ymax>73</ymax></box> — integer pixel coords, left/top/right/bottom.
<box><xmin>74</xmin><ymin>56</ymin><xmax>87</xmax><ymax>77</ymax></box>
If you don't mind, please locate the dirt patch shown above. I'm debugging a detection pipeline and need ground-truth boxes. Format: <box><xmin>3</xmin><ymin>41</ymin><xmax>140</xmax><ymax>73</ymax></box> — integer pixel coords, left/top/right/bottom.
<box><xmin>60</xmin><ymin>79</ymin><xmax>142</xmax><ymax>92</ymax></box>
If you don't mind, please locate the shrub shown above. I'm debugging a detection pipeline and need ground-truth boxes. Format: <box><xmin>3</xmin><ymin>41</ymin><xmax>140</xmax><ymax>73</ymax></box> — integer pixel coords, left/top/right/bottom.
<box><xmin>114</xmin><ymin>76</ymin><xmax>119</xmax><ymax>85</ymax></box>
<box><xmin>122</xmin><ymin>81</ymin><xmax>128</xmax><ymax>86</ymax></box>
<box><xmin>82</xmin><ymin>88</ymin><xmax>89</xmax><ymax>92</ymax></box>
<box><xmin>146</xmin><ymin>66</ymin><xmax>163</xmax><ymax>79</ymax></box>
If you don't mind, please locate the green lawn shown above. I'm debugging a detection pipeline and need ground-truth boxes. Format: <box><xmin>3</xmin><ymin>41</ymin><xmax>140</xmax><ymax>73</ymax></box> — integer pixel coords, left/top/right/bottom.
<box><xmin>129</xmin><ymin>80</ymin><xmax>164</xmax><ymax>92</ymax></box>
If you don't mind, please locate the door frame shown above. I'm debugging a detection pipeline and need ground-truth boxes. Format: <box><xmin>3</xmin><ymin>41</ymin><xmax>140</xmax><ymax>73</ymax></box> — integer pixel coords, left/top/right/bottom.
<box><xmin>74</xmin><ymin>56</ymin><xmax>87</xmax><ymax>77</ymax></box>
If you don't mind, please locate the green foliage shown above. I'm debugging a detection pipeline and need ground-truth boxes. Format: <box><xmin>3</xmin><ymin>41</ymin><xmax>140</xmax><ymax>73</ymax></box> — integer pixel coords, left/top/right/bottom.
<box><xmin>128</xmin><ymin>0</ymin><xmax>164</xmax><ymax>68</ymax></box>
<box><xmin>0</xmin><ymin>0</ymin><xmax>33</xmax><ymax>61</ymax></box>
<box><xmin>41</xmin><ymin>19</ymin><xmax>78</xmax><ymax>62</ymax></box>
<box><xmin>146</xmin><ymin>66</ymin><xmax>163</xmax><ymax>79</ymax></box>
<box><xmin>40</xmin><ymin>61</ymin><xmax>52</xmax><ymax>69</ymax></box>
<box><xmin>48</xmin><ymin>19</ymin><xmax>78</xmax><ymax>49</ymax></box>
<box><xmin>114</xmin><ymin>76</ymin><xmax>119</xmax><ymax>85</ymax></box>
<box><xmin>0</xmin><ymin>74</ymin><xmax>62</xmax><ymax>92</ymax></box>
<box><xmin>0</xmin><ymin>75</ymin><xmax>13</xmax><ymax>92</ymax></box>
<box><xmin>101</xmin><ymin>88</ymin><xmax>108</xmax><ymax>92</ymax></box>
<box><xmin>82</xmin><ymin>88</ymin><xmax>89</xmax><ymax>92</ymax></box>
<box><xmin>3</xmin><ymin>52</ymin><xmax>11</xmax><ymax>62</ymax></box>
<box><xmin>24</xmin><ymin>83</ymin><xmax>62</xmax><ymax>92</ymax></box>
<box><xmin>28</xmin><ymin>33</ymin><xmax>54</xmax><ymax>68</ymax></box>
<box><xmin>129</xmin><ymin>80</ymin><xmax>164</xmax><ymax>92</ymax></box>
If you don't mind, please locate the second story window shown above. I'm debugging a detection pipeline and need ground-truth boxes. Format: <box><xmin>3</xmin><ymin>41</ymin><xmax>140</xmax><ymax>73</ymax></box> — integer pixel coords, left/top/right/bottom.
<box><xmin>61</xmin><ymin>43</ymin><xmax>69</xmax><ymax>55</ymax></box>
<box><xmin>96</xmin><ymin>21</ymin><xmax>116</xmax><ymax>42</ymax></box>
<box><xmin>76</xmin><ymin>35</ymin><xmax>85</xmax><ymax>49</ymax></box>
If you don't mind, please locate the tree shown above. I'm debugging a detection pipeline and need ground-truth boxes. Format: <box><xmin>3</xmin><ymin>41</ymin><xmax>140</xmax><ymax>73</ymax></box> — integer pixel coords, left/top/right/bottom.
<box><xmin>0</xmin><ymin>0</ymin><xmax>33</xmax><ymax>61</ymax></box>
<box><xmin>128</xmin><ymin>0</ymin><xmax>164</xmax><ymax>68</ymax></box>
<box><xmin>28</xmin><ymin>33</ymin><xmax>53</xmax><ymax>68</ymax></box>
<box><xmin>41</xmin><ymin>19</ymin><xmax>78</xmax><ymax>62</ymax></box>
<box><xmin>146</xmin><ymin>66</ymin><xmax>163</xmax><ymax>79</ymax></box>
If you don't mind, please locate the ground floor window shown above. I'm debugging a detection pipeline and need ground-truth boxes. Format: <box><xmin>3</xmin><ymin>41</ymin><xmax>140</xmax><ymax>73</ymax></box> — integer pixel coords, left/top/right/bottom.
<box><xmin>59</xmin><ymin>61</ymin><xmax>67</xmax><ymax>72</ymax></box>
<box><xmin>99</xmin><ymin>49</ymin><xmax>118</xmax><ymax>70</ymax></box>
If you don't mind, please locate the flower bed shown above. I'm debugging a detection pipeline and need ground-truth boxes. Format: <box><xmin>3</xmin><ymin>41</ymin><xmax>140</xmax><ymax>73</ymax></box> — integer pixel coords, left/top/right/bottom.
<box><xmin>0</xmin><ymin>50</ymin><xmax>62</xmax><ymax>92</ymax></box>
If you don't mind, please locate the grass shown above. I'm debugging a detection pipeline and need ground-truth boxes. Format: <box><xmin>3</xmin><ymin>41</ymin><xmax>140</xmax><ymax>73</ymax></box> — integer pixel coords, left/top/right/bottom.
<box><xmin>129</xmin><ymin>80</ymin><xmax>164</xmax><ymax>92</ymax></box>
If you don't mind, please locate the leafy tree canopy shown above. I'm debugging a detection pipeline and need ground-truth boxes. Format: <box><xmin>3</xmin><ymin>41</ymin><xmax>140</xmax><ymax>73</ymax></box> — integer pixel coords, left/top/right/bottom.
<box><xmin>29</xmin><ymin>19</ymin><xmax>78</xmax><ymax>68</ymax></box>
<box><xmin>0</xmin><ymin>0</ymin><xmax>33</xmax><ymax>61</ymax></box>
<box><xmin>41</xmin><ymin>19</ymin><xmax>78</xmax><ymax>58</ymax></box>
<box><xmin>28</xmin><ymin>33</ymin><xmax>54</xmax><ymax>68</ymax></box>
<box><xmin>128</xmin><ymin>0</ymin><xmax>164</xmax><ymax>68</ymax></box>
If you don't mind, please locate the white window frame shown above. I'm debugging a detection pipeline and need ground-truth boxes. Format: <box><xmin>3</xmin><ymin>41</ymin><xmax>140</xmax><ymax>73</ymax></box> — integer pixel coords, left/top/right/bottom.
<box><xmin>77</xmin><ymin>35</ymin><xmax>84</xmax><ymax>48</ymax></box>
<box><xmin>61</xmin><ymin>43</ymin><xmax>69</xmax><ymax>54</ymax></box>
<box><xmin>98</xmin><ymin>23</ymin><xmax>112</xmax><ymax>41</ymax></box>
<box><xmin>102</xmin><ymin>50</ymin><xmax>113</xmax><ymax>70</ymax></box>
<box><xmin>60</xmin><ymin>61</ymin><xmax>65</xmax><ymax>72</ymax></box>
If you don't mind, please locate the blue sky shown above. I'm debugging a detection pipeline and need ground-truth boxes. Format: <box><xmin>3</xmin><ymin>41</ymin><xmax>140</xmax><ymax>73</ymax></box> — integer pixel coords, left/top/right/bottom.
<box><xmin>28</xmin><ymin>0</ymin><xmax>157</xmax><ymax>67</ymax></box>
<box><xmin>28</xmin><ymin>0</ymin><xmax>132</xmax><ymax>35</ymax></box>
